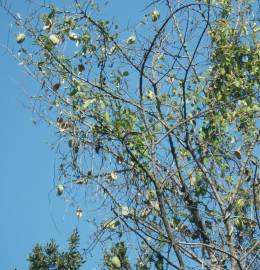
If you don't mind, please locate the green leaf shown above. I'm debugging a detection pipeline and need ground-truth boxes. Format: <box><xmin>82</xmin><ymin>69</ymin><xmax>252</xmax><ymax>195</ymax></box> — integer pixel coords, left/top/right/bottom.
<box><xmin>155</xmin><ymin>256</ymin><xmax>163</xmax><ymax>270</ymax></box>
<box><xmin>69</xmin><ymin>89</ymin><xmax>78</xmax><ymax>96</ymax></box>
<box><xmin>104</xmin><ymin>111</ymin><xmax>110</xmax><ymax>123</ymax></box>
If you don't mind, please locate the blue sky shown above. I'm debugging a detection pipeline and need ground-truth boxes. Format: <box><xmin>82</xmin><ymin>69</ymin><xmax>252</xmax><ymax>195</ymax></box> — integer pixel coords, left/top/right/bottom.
<box><xmin>0</xmin><ymin>9</ymin><xmax>77</xmax><ymax>270</ymax></box>
<box><xmin>0</xmin><ymin>1</ymin><xmax>146</xmax><ymax>269</ymax></box>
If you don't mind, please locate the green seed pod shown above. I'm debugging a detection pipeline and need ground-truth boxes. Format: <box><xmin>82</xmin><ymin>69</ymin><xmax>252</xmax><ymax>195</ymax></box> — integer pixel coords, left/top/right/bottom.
<box><xmin>127</xmin><ymin>35</ymin><xmax>136</xmax><ymax>45</ymax></box>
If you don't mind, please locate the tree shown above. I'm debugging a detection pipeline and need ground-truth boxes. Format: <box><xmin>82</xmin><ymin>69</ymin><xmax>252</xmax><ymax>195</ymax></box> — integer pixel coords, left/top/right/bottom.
<box><xmin>27</xmin><ymin>230</ymin><xmax>85</xmax><ymax>270</ymax></box>
<box><xmin>3</xmin><ymin>0</ymin><xmax>260</xmax><ymax>269</ymax></box>
<box><xmin>27</xmin><ymin>230</ymin><xmax>132</xmax><ymax>270</ymax></box>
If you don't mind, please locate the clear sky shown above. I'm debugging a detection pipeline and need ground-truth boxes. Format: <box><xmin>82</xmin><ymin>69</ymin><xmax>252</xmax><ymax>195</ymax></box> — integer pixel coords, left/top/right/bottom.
<box><xmin>0</xmin><ymin>3</ymin><xmax>78</xmax><ymax>269</ymax></box>
<box><xmin>0</xmin><ymin>1</ymin><xmax>146</xmax><ymax>269</ymax></box>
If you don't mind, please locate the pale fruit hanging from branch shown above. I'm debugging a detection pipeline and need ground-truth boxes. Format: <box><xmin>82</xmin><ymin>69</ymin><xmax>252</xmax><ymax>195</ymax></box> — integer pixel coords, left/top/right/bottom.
<box><xmin>16</xmin><ymin>33</ymin><xmax>26</xmax><ymax>44</ymax></box>
<box><xmin>151</xmin><ymin>9</ymin><xmax>160</xmax><ymax>22</ymax></box>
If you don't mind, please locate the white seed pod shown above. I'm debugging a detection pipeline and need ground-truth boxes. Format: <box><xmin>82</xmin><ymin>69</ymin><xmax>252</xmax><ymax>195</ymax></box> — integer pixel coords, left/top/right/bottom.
<box><xmin>111</xmin><ymin>171</ymin><xmax>118</xmax><ymax>180</ymax></box>
<box><xmin>166</xmin><ymin>75</ymin><xmax>175</xmax><ymax>84</ymax></box>
<box><xmin>230</xmin><ymin>136</ymin><xmax>235</xmax><ymax>144</ymax></box>
<box><xmin>76</xmin><ymin>207</ymin><xmax>83</xmax><ymax>218</ymax></box>
<box><xmin>43</xmin><ymin>19</ymin><xmax>52</xmax><ymax>31</ymax></box>
<box><xmin>110</xmin><ymin>256</ymin><xmax>121</xmax><ymax>268</ymax></box>
<box><xmin>151</xmin><ymin>10</ymin><xmax>160</xmax><ymax>22</ymax></box>
<box><xmin>121</xmin><ymin>206</ymin><xmax>134</xmax><ymax>218</ymax></box>
<box><xmin>109</xmin><ymin>45</ymin><xmax>117</xmax><ymax>54</ymax></box>
<box><xmin>108</xmin><ymin>171</ymin><xmax>118</xmax><ymax>181</ymax></box>
<box><xmin>146</xmin><ymin>90</ymin><xmax>155</xmax><ymax>100</ymax></box>
<box><xmin>16</xmin><ymin>33</ymin><xmax>26</xmax><ymax>44</ymax></box>
<box><xmin>69</xmin><ymin>32</ymin><xmax>78</xmax><ymax>41</ymax></box>
<box><xmin>49</xmin><ymin>34</ymin><xmax>60</xmax><ymax>45</ymax></box>
<box><xmin>150</xmin><ymin>201</ymin><xmax>160</xmax><ymax>212</ymax></box>
<box><xmin>56</xmin><ymin>184</ymin><xmax>64</xmax><ymax>196</ymax></box>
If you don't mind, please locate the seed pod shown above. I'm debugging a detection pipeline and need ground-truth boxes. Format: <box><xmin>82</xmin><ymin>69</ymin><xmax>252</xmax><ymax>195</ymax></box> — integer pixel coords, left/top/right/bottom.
<box><xmin>110</xmin><ymin>256</ymin><xmax>121</xmax><ymax>269</ymax></box>
<box><xmin>69</xmin><ymin>32</ymin><xmax>78</xmax><ymax>41</ymax></box>
<box><xmin>76</xmin><ymin>207</ymin><xmax>83</xmax><ymax>218</ymax></box>
<box><xmin>52</xmin><ymin>83</ymin><xmax>60</xmax><ymax>92</ymax></box>
<box><xmin>56</xmin><ymin>118</ymin><xmax>72</xmax><ymax>132</ymax></box>
<box><xmin>116</xmin><ymin>156</ymin><xmax>124</xmax><ymax>164</ymax></box>
<box><xmin>127</xmin><ymin>35</ymin><xmax>136</xmax><ymax>45</ymax></box>
<box><xmin>43</xmin><ymin>19</ymin><xmax>52</xmax><ymax>31</ymax></box>
<box><xmin>234</xmin><ymin>150</ymin><xmax>241</xmax><ymax>159</ymax></box>
<box><xmin>78</xmin><ymin>64</ymin><xmax>85</xmax><ymax>72</ymax></box>
<box><xmin>56</xmin><ymin>184</ymin><xmax>64</xmax><ymax>195</ymax></box>
<box><xmin>151</xmin><ymin>10</ymin><xmax>160</xmax><ymax>22</ymax></box>
<box><xmin>16</xmin><ymin>33</ymin><xmax>26</xmax><ymax>44</ymax></box>
<box><xmin>110</xmin><ymin>171</ymin><xmax>118</xmax><ymax>180</ymax></box>
<box><xmin>49</xmin><ymin>34</ymin><xmax>60</xmax><ymax>45</ymax></box>
<box><xmin>110</xmin><ymin>45</ymin><xmax>117</xmax><ymax>54</ymax></box>
<box><xmin>102</xmin><ymin>219</ymin><xmax>120</xmax><ymax>230</ymax></box>
<box><xmin>121</xmin><ymin>206</ymin><xmax>133</xmax><ymax>218</ymax></box>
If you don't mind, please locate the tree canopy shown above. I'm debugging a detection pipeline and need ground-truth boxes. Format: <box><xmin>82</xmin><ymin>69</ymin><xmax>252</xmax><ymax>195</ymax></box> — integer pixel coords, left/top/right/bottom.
<box><xmin>28</xmin><ymin>230</ymin><xmax>85</xmax><ymax>270</ymax></box>
<box><xmin>3</xmin><ymin>0</ymin><xmax>260</xmax><ymax>269</ymax></box>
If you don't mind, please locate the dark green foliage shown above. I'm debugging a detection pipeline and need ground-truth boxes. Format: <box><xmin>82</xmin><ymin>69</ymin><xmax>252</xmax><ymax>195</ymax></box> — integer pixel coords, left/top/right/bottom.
<box><xmin>104</xmin><ymin>242</ymin><xmax>131</xmax><ymax>270</ymax></box>
<box><xmin>28</xmin><ymin>230</ymin><xmax>85</xmax><ymax>270</ymax></box>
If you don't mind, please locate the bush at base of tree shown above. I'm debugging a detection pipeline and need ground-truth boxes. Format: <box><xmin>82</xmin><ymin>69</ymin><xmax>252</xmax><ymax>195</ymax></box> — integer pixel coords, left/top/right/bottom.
<box><xmin>28</xmin><ymin>230</ymin><xmax>85</xmax><ymax>270</ymax></box>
